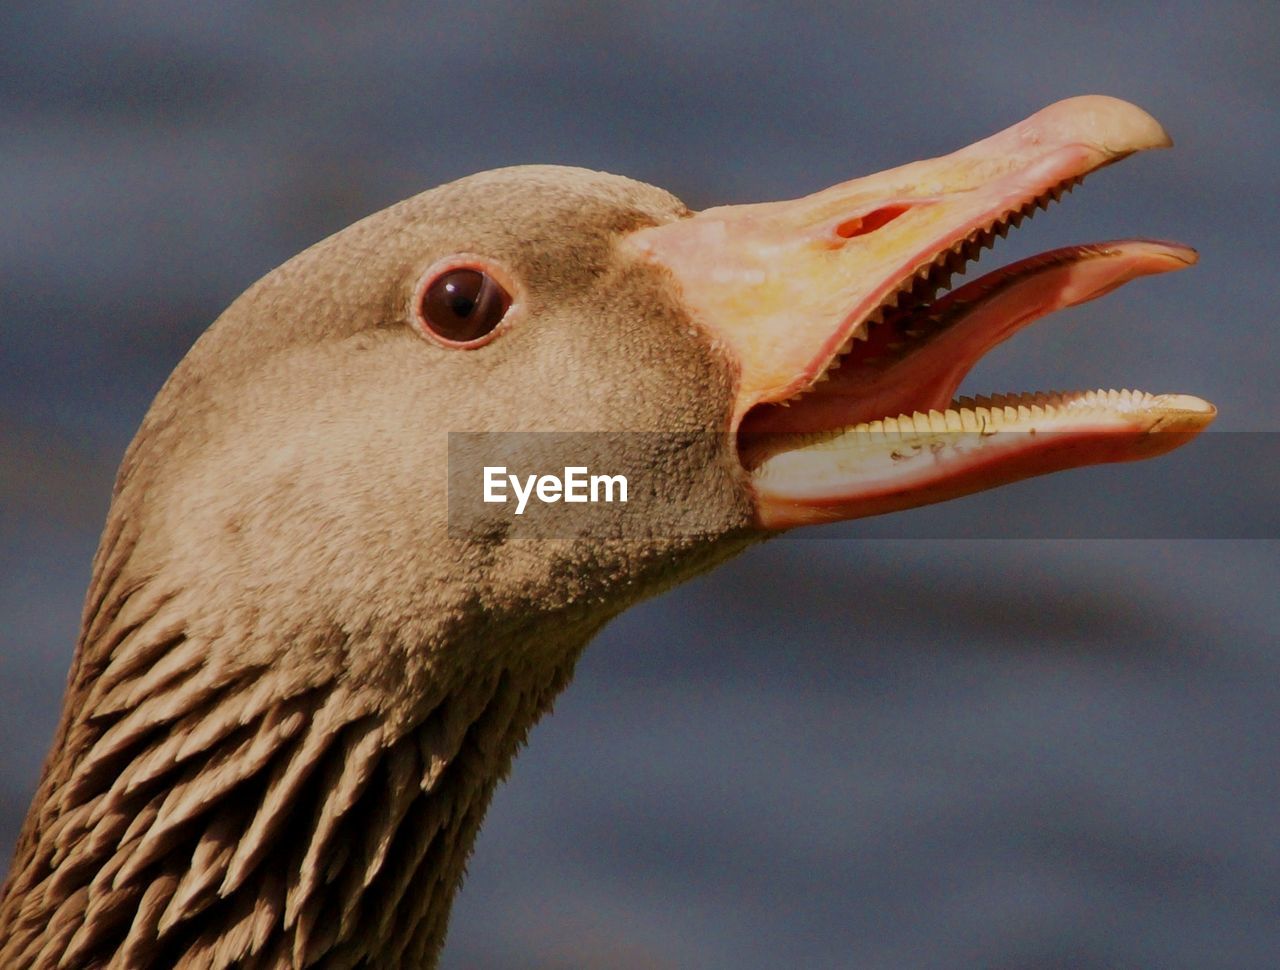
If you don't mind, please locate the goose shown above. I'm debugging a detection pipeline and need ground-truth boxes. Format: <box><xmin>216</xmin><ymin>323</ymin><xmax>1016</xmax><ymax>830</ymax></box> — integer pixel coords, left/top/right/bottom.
<box><xmin>0</xmin><ymin>96</ymin><xmax>1214</xmax><ymax>969</ymax></box>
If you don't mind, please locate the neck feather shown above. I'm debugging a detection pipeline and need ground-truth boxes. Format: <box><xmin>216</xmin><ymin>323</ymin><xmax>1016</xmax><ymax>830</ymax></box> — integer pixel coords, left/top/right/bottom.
<box><xmin>0</xmin><ymin>566</ymin><xmax>592</xmax><ymax>969</ymax></box>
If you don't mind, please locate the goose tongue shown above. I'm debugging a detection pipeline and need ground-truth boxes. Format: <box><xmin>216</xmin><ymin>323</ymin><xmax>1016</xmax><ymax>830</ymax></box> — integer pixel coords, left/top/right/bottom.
<box><xmin>622</xmin><ymin>95</ymin><xmax>1214</xmax><ymax>530</ymax></box>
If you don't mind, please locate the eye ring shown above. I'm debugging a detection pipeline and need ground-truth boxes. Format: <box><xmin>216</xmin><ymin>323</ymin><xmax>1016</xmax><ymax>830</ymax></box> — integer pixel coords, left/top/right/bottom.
<box><xmin>411</xmin><ymin>257</ymin><xmax>518</xmax><ymax>348</ymax></box>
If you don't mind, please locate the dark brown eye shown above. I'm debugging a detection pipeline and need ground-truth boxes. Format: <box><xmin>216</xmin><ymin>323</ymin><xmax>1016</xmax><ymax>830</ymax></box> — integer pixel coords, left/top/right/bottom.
<box><xmin>418</xmin><ymin>267</ymin><xmax>512</xmax><ymax>345</ymax></box>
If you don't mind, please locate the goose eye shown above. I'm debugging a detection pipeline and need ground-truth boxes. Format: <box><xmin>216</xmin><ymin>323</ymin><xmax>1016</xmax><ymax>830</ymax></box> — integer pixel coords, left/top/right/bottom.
<box><xmin>417</xmin><ymin>267</ymin><xmax>512</xmax><ymax>345</ymax></box>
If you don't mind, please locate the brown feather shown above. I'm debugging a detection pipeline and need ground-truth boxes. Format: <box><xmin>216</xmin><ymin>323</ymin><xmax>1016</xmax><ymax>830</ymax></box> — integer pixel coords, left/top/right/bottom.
<box><xmin>0</xmin><ymin>165</ymin><xmax>753</xmax><ymax>968</ymax></box>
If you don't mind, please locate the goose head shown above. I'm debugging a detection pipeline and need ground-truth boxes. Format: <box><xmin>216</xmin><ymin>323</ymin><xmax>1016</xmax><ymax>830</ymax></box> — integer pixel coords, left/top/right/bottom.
<box><xmin>0</xmin><ymin>96</ymin><xmax>1213</xmax><ymax>969</ymax></box>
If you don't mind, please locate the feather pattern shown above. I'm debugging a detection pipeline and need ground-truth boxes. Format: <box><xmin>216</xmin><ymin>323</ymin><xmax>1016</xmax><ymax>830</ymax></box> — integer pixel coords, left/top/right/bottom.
<box><xmin>0</xmin><ymin>577</ymin><xmax>543</xmax><ymax>968</ymax></box>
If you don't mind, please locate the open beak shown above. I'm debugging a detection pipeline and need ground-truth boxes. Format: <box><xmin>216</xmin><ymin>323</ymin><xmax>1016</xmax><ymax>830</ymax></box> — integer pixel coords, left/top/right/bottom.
<box><xmin>623</xmin><ymin>95</ymin><xmax>1215</xmax><ymax>529</ymax></box>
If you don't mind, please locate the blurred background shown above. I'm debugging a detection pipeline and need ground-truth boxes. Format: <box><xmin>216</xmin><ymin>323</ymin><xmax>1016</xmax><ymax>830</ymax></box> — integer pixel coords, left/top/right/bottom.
<box><xmin>2</xmin><ymin>2</ymin><xmax>1276</xmax><ymax>967</ymax></box>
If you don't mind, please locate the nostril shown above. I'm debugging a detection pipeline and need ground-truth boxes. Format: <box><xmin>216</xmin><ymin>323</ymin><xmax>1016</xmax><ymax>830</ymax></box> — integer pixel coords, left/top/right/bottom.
<box><xmin>836</xmin><ymin>204</ymin><xmax>912</xmax><ymax>239</ymax></box>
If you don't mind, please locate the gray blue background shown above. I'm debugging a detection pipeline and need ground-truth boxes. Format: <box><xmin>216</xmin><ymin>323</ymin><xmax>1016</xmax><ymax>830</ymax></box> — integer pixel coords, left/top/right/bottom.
<box><xmin>2</xmin><ymin>3</ymin><xmax>1276</xmax><ymax>967</ymax></box>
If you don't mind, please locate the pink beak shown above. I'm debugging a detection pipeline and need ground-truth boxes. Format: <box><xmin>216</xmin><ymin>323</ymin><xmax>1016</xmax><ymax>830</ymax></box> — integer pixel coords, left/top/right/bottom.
<box><xmin>623</xmin><ymin>96</ymin><xmax>1215</xmax><ymax>529</ymax></box>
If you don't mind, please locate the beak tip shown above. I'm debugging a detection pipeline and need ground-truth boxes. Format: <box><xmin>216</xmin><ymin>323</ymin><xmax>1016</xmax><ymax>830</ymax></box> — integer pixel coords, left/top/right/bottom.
<box><xmin>1158</xmin><ymin>393</ymin><xmax>1217</xmax><ymax>416</ymax></box>
<box><xmin>1039</xmin><ymin>95</ymin><xmax>1173</xmax><ymax>154</ymax></box>
<box><xmin>1148</xmin><ymin>241</ymin><xmax>1198</xmax><ymax>268</ymax></box>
